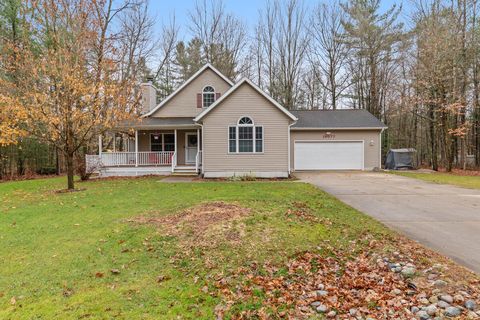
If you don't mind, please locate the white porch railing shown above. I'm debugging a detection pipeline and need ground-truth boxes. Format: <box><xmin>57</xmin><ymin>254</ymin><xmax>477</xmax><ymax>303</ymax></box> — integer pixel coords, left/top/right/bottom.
<box><xmin>91</xmin><ymin>151</ymin><xmax>174</xmax><ymax>167</ymax></box>
<box><xmin>195</xmin><ymin>151</ymin><xmax>202</xmax><ymax>173</ymax></box>
<box><xmin>138</xmin><ymin>151</ymin><xmax>174</xmax><ymax>166</ymax></box>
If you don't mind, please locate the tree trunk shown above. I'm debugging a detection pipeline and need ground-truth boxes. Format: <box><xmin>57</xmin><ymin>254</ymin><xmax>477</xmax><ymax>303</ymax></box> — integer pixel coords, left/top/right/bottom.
<box><xmin>66</xmin><ymin>151</ymin><xmax>75</xmax><ymax>190</ymax></box>
<box><xmin>429</xmin><ymin>105</ymin><xmax>438</xmax><ymax>171</ymax></box>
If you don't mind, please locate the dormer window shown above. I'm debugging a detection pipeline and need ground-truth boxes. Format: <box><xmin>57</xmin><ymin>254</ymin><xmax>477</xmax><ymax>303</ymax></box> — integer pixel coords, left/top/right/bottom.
<box><xmin>202</xmin><ymin>86</ymin><xmax>215</xmax><ymax>108</ymax></box>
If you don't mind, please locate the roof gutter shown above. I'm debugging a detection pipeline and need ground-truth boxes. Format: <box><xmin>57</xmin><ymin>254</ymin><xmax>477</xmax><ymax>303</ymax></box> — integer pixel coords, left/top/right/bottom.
<box><xmin>290</xmin><ymin>127</ymin><xmax>387</xmax><ymax>131</ymax></box>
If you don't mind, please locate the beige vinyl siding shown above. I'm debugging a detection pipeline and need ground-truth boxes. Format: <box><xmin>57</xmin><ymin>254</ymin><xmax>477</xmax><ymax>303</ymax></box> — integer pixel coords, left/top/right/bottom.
<box><xmin>202</xmin><ymin>83</ymin><xmax>291</xmax><ymax>174</ymax></box>
<box><xmin>290</xmin><ymin>130</ymin><xmax>382</xmax><ymax>170</ymax></box>
<box><xmin>151</xmin><ymin>69</ymin><xmax>231</xmax><ymax>118</ymax></box>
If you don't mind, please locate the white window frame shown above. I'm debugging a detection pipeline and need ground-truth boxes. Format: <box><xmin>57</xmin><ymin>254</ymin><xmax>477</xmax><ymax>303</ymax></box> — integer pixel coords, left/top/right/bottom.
<box><xmin>228</xmin><ymin>116</ymin><xmax>264</xmax><ymax>154</ymax></box>
<box><xmin>202</xmin><ymin>85</ymin><xmax>215</xmax><ymax>108</ymax></box>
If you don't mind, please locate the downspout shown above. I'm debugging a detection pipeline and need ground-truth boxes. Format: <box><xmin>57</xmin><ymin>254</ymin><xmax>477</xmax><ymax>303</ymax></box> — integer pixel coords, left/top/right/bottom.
<box><xmin>288</xmin><ymin>121</ymin><xmax>297</xmax><ymax>176</ymax></box>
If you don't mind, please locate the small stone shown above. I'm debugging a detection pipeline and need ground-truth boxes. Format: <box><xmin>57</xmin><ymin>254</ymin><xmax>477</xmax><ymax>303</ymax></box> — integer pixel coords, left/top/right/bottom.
<box><xmin>326</xmin><ymin>310</ymin><xmax>336</xmax><ymax>318</ymax></box>
<box><xmin>428</xmin><ymin>274</ymin><xmax>438</xmax><ymax>280</ymax></box>
<box><xmin>391</xmin><ymin>288</ymin><xmax>402</xmax><ymax>295</ymax></box>
<box><xmin>433</xmin><ymin>280</ymin><xmax>447</xmax><ymax>288</ymax></box>
<box><xmin>317</xmin><ymin>284</ymin><xmax>325</xmax><ymax>290</ymax></box>
<box><xmin>402</xmin><ymin>267</ymin><xmax>416</xmax><ymax>277</ymax></box>
<box><xmin>411</xmin><ymin>306</ymin><xmax>420</xmax><ymax>313</ymax></box>
<box><xmin>310</xmin><ymin>301</ymin><xmax>321</xmax><ymax>307</ymax></box>
<box><xmin>315</xmin><ymin>304</ymin><xmax>328</xmax><ymax>313</ymax></box>
<box><xmin>416</xmin><ymin>310</ymin><xmax>430</xmax><ymax>320</ymax></box>
<box><xmin>454</xmin><ymin>294</ymin><xmax>465</xmax><ymax>303</ymax></box>
<box><xmin>444</xmin><ymin>306</ymin><xmax>461</xmax><ymax>317</ymax></box>
<box><xmin>467</xmin><ymin>311</ymin><xmax>479</xmax><ymax>319</ymax></box>
<box><xmin>110</xmin><ymin>269</ymin><xmax>120</xmax><ymax>274</ymax></box>
<box><xmin>349</xmin><ymin>308</ymin><xmax>357</xmax><ymax>316</ymax></box>
<box><xmin>429</xmin><ymin>296</ymin><xmax>439</xmax><ymax>304</ymax></box>
<box><xmin>440</xmin><ymin>295</ymin><xmax>453</xmax><ymax>304</ymax></box>
<box><xmin>465</xmin><ymin>300</ymin><xmax>477</xmax><ymax>311</ymax></box>
<box><xmin>394</xmin><ymin>266</ymin><xmax>402</xmax><ymax>273</ymax></box>
<box><xmin>316</xmin><ymin>290</ymin><xmax>328</xmax><ymax>297</ymax></box>
<box><xmin>419</xmin><ymin>298</ymin><xmax>430</xmax><ymax>305</ymax></box>
<box><xmin>426</xmin><ymin>304</ymin><xmax>437</xmax><ymax>316</ymax></box>
<box><xmin>437</xmin><ymin>300</ymin><xmax>450</xmax><ymax>309</ymax></box>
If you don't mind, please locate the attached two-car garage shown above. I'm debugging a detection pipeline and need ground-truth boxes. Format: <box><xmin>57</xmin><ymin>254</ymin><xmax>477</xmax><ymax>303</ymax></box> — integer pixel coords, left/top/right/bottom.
<box><xmin>294</xmin><ymin>141</ymin><xmax>364</xmax><ymax>170</ymax></box>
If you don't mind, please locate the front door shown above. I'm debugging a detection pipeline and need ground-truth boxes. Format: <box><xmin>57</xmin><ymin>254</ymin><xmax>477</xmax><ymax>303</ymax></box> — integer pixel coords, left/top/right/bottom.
<box><xmin>185</xmin><ymin>133</ymin><xmax>198</xmax><ymax>164</ymax></box>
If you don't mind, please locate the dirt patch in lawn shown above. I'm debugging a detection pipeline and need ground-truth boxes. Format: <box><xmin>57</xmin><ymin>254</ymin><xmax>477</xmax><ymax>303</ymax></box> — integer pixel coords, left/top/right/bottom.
<box><xmin>132</xmin><ymin>201</ymin><xmax>252</xmax><ymax>249</ymax></box>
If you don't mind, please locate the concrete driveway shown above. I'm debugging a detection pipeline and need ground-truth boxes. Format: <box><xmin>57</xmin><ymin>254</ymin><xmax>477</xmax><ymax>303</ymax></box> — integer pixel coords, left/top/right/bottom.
<box><xmin>296</xmin><ymin>171</ymin><xmax>480</xmax><ymax>274</ymax></box>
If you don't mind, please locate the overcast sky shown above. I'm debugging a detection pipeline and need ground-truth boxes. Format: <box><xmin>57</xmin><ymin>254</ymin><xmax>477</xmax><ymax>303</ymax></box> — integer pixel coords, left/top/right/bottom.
<box><xmin>149</xmin><ymin>0</ymin><xmax>415</xmax><ymax>41</ymax></box>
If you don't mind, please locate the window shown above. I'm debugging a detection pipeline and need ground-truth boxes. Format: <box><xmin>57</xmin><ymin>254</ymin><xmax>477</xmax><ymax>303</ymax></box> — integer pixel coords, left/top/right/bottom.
<box><xmin>228</xmin><ymin>117</ymin><xmax>263</xmax><ymax>153</ymax></box>
<box><xmin>151</xmin><ymin>134</ymin><xmax>163</xmax><ymax>151</ymax></box>
<box><xmin>229</xmin><ymin>127</ymin><xmax>236</xmax><ymax>152</ymax></box>
<box><xmin>150</xmin><ymin>133</ymin><xmax>175</xmax><ymax>152</ymax></box>
<box><xmin>255</xmin><ymin>127</ymin><xmax>263</xmax><ymax>152</ymax></box>
<box><xmin>202</xmin><ymin>86</ymin><xmax>215</xmax><ymax>108</ymax></box>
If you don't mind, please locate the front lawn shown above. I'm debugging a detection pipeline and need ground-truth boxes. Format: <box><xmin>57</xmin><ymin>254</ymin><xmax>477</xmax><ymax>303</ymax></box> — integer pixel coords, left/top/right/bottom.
<box><xmin>0</xmin><ymin>176</ymin><xmax>478</xmax><ymax>319</ymax></box>
<box><xmin>392</xmin><ymin>171</ymin><xmax>480</xmax><ymax>189</ymax></box>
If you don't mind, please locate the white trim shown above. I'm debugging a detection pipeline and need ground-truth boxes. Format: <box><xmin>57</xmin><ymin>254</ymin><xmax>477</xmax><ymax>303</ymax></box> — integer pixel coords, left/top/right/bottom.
<box><xmin>143</xmin><ymin>63</ymin><xmax>233</xmax><ymax>117</ymax></box>
<box><xmin>379</xmin><ymin>127</ymin><xmax>385</xmax><ymax>168</ymax></box>
<box><xmin>98</xmin><ymin>135</ymin><xmax>103</xmax><ymax>156</ymax></box>
<box><xmin>291</xmin><ymin>127</ymin><xmax>387</xmax><ymax>131</ymax></box>
<box><xmin>99</xmin><ymin>166</ymin><xmax>171</xmax><ymax>177</ymax></box>
<box><xmin>194</xmin><ymin>78</ymin><xmax>298</xmax><ymax>122</ymax></box>
<box><xmin>203</xmin><ymin>171</ymin><xmax>289</xmax><ymax>178</ymax></box>
<box><xmin>185</xmin><ymin>132</ymin><xmax>198</xmax><ymax>164</ymax></box>
<box><xmin>227</xmin><ymin>124</ymin><xmax>264</xmax><ymax>154</ymax></box>
<box><xmin>134</xmin><ymin>130</ymin><xmax>138</xmax><ymax>167</ymax></box>
<box><xmin>293</xmin><ymin>140</ymin><xmax>365</xmax><ymax>171</ymax></box>
<box><xmin>202</xmin><ymin>85</ymin><xmax>216</xmax><ymax>108</ymax></box>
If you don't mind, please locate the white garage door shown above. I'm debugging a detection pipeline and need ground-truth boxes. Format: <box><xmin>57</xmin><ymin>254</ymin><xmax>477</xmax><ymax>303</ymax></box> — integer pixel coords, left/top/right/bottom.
<box><xmin>294</xmin><ymin>141</ymin><xmax>364</xmax><ymax>170</ymax></box>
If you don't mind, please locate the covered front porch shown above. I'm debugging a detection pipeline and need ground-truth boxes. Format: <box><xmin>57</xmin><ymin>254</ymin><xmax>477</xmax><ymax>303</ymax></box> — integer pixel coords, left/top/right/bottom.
<box><xmin>86</xmin><ymin>124</ymin><xmax>202</xmax><ymax>176</ymax></box>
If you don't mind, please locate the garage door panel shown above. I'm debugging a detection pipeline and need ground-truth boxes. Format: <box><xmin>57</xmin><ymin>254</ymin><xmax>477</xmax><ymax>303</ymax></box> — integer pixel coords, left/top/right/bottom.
<box><xmin>294</xmin><ymin>141</ymin><xmax>363</xmax><ymax>170</ymax></box>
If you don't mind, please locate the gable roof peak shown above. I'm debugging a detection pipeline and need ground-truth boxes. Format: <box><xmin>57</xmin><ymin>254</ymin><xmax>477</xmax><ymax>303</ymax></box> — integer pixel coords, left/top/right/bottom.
<box><xmin>194</xmin><ymin>77</ymin><xmax>297</xmax><ymax>122</ymax></box>
<box><xmin>142</xmin><ymin>63</ymin><xmax>233</xmax><ymax>117</ymax></box>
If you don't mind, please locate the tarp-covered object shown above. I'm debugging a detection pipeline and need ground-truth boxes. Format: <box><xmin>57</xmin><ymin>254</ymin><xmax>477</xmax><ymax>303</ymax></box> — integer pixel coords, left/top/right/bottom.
<box><xmin>384</xmin><ymin>148</ymin><xmax>416</xmax><ymax>170</ymax></box>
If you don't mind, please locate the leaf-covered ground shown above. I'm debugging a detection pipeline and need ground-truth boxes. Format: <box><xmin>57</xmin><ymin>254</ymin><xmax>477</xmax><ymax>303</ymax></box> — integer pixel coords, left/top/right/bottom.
<box><xmin>0</xmin><ymin>176</ymin><xmax>478</xmax><ymax>319</ymax></box>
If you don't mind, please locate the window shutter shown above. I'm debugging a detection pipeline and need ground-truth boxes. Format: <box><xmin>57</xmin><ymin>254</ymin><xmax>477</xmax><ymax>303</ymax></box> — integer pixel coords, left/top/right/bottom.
<box><xmin>215</xmin><ymin>92</ymin><xmax>221</xmax><ymax>100</ymax></box>
<box><xmin>197</xmin><ymin>93</ymin><xmax>202</xmax><ymax>108</ymax></box>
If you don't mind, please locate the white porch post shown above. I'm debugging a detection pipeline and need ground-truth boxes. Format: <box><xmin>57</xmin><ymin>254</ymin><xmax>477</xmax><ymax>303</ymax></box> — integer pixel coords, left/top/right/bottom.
<box><xmin>98</xmin><ymin>135</ymin><xmax>102</xmax><ymax>156</ymax></box>
<box><xmin>174</xmin><ymin>129</ymin><xmax>177</xmax><ymax>167</ymax></box>
<box><xmin>197</xmin><ymin>129</ymin><xmax>200</xmax><ymax>154</ymax></box>
<box><xmin>113</xmin><ymin>132</ymin><xmax>116</xmax><ymax>152</ymax></box>
<box><xmin>135</xmin><ymin>130</ymin><xmax>138</xmax><ymax>167</ymax></box>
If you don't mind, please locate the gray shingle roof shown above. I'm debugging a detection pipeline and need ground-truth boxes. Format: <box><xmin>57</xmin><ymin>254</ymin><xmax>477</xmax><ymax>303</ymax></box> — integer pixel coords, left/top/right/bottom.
<box><xmin>115</xmin><ymin>117</ymin><xmax>197</xmax><ymax>129</ymax></box>
<box><xmin>291</xmin><ymin>109</ymin><xmax>386</xmax><ymax>129</ymax></box>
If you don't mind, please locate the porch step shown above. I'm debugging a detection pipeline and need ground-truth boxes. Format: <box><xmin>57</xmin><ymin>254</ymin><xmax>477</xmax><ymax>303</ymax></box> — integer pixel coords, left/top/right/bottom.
<box><xmin>172</xmin><ymin>166</ymin><xmax>199</xmax><ymax>175</ymax></box>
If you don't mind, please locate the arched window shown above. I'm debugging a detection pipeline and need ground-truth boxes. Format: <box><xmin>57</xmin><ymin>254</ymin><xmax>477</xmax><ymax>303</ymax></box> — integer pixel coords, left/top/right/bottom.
<box><xmin>202</xmin><ymin>85</ymin><xmax>215</xmax><ymax>108</ymax></box>
<box><xmin>228</xmin><ymin>116</ymin><xmax>263</xmax><ymax>153</ymax></box>
<box><xmin>238</xmin><ymin>117</ymin><xmax>253</xmax><ymax>125</ymax></box>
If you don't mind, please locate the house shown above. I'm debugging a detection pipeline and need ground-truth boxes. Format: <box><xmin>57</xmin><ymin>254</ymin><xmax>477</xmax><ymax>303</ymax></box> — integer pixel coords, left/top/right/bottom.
<box><xmin>87</xmin><ymin>64</ymin><xmax>386</xmax><ymax>178</ymax></box>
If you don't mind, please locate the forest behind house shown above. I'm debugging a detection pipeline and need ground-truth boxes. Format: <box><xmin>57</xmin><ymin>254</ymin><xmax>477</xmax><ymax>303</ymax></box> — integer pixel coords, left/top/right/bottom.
<box><xmin>1</xmin><ymin>0</ymin><xmax>480</xmax><ymax>180</ymax></box>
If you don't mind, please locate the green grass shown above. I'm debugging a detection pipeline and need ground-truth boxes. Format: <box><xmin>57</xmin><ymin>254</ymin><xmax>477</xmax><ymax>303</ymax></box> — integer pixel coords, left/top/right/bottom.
<box><xmin>0</xmin><ymin>176</ymin><xmax>390</xmax><ymax>319</ymax></box>
<box><xmin>392</xmin><ymin>171</ymin><xmax>480</xmax><ymax>189</ymax></box>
